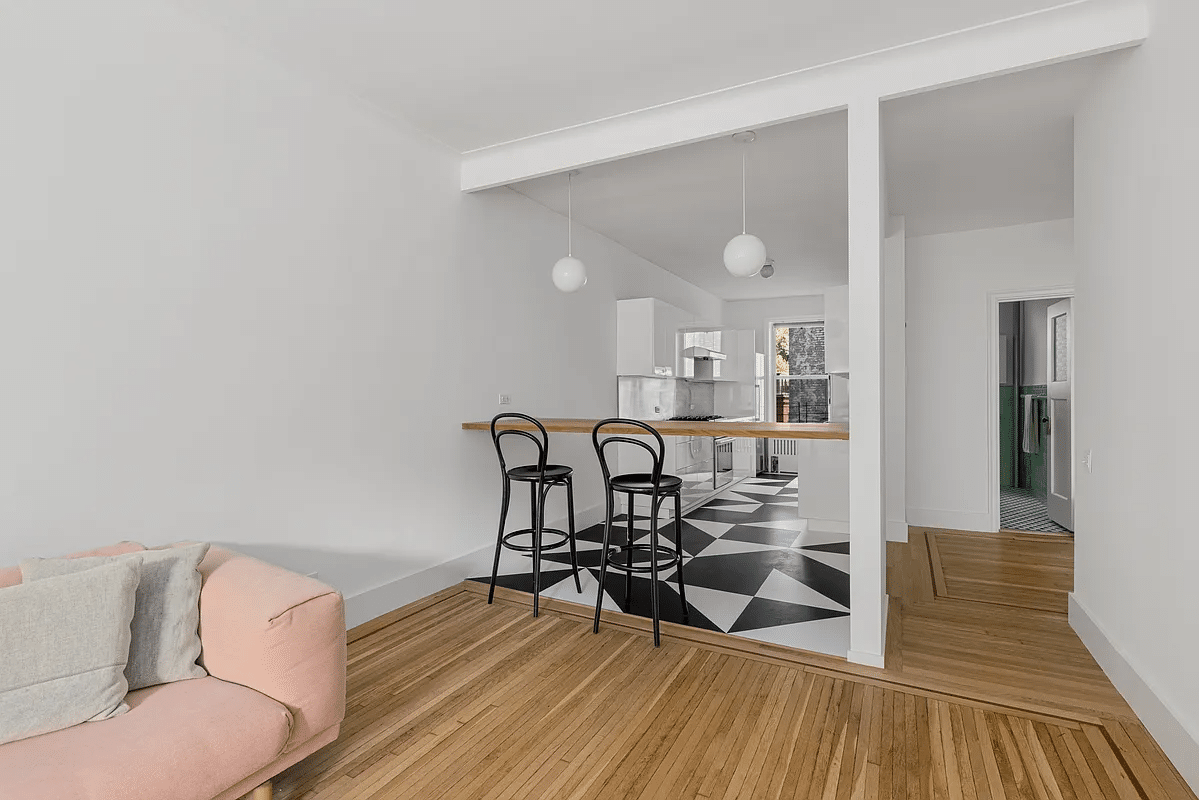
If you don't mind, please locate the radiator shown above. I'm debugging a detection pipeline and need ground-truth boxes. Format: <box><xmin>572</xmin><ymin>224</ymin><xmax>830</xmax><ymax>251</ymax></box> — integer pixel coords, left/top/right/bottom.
<box><xmin>768</xmin><ymin>438</ymin><xmax>799</xmax><ymax>472</ymax></box>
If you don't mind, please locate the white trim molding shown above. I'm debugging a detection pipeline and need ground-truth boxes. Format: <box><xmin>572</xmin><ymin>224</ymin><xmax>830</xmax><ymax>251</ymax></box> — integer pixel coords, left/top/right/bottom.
<box><xmin>848</xmin><ymin>595</ymin><xmax>890</xmax><ymax>669</ymax></box>
<box><xmin>906</xmin><ymin>507</ymin><xmax>992</xmax><ymax>533</ymax></box>
<box><xmin>461</xmin><ymin>1</ymin><xmax>1146</xmax><ymax>190</ymax></box>
<box><xmin>344</xmin><ymin>544</ymin><xmax>492</xmax><ymax>629</ymax></box>
<box><xmin>887</xmin><ymin>519</ymin><xmax>909</xmax><ymax>543</ymax></box>
<box><xmin>1069</xmin><ymin>593</ymin><xmax>1199</xmax><ymax>794</ymax></box>
<box><xmin>343</xmin><ymin>503</ymin><xmax>606</xmax><ymax>629</ymax></box>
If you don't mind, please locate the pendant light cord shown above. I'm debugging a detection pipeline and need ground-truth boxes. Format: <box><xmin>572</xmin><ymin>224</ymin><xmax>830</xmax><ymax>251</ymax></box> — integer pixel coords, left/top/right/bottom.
<box><xmin>741</xmin><ymin>148</ymin><xmax>747</xmax><ymax>235</ymax></box>
<box><xmin>567</xmin><ymin>172</ymin><xmax>573</xmax><ymax>257</ymax></box>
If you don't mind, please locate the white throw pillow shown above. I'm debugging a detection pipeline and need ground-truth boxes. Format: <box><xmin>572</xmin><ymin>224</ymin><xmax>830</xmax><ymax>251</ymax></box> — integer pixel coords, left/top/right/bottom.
<box><xmin>22</xmin><ymin>542</ymin><xmax>210</xmax><ymax>690</ymax></box>
<box><xmin>0</xmin><ymin>560</ymin><xmax>141</xmax><ymax>745</ymax></box>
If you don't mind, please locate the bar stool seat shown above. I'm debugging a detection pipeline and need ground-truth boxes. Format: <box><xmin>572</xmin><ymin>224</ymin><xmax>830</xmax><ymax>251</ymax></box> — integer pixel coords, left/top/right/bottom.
<box><xmin>609</xmin><ymin>473</ymin><xmax>683</xmax><ymax>494</ymax></box>
<box><xmin>507</xmin><ymin>464</ymin><xmax>573</xmax><ymax>481</ymax></box>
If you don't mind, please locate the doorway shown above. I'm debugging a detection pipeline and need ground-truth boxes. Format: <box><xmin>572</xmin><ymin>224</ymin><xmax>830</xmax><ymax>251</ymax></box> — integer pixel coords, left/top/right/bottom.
<box><xmin>996</xmin><ymin>295</ymin><xmax>1073</xmax><ymax>534</ymax></box>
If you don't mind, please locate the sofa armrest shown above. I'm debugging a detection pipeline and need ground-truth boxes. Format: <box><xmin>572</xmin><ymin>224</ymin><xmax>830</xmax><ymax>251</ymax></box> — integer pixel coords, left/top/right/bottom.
<box><xmin>197</xmin><ymin>547</ymin><xmax>346</xmax><ymax>752</ymax></box>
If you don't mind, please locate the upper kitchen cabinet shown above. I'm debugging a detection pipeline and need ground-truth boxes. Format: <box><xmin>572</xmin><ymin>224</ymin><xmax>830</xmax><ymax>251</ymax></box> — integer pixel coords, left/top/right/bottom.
<box><xmin>680</xmin><ymin>328</ymin><xmax>756</xmax><ymax>383</ymax></box>
<box><xmin>727</xmin><ymin>329</ymin><xmax>757</xmax><ymax>384</ymax></box>
<box><xmin>617</xmin><ymin>298</ymin><xmax>692</xmax><ymax>377</ymax></box>
<box><xmin>823</xmin><ymin>285</ymin><xmax>849</xmax><ymax>374</ymax></box>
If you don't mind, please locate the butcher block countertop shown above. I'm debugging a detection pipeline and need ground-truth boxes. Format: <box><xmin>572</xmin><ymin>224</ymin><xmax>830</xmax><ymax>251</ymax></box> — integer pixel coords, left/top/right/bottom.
<box><xmin>461</xmin><ymin>418</ymin><xmax>849</xmax><ymax>440</ymax></box>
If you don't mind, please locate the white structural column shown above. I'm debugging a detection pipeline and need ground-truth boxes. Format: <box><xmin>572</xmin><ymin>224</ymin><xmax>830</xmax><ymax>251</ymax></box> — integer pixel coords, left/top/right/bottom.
<box><xmin>846</xmin><ymin>96</ymin><xmax>888</xmax><ymax>668</ymax></box>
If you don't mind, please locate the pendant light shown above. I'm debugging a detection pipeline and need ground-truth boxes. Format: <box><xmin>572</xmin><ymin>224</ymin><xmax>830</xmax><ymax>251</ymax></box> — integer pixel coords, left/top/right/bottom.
<box><xmin>552</xmin><ymin>171</ymin><xmax>587</xmax><ymax>292</ymax></box>
<box><xmin>723</xmin><ymin>131</ymin><xmax>767</xmax><ymax>278</ymax></box>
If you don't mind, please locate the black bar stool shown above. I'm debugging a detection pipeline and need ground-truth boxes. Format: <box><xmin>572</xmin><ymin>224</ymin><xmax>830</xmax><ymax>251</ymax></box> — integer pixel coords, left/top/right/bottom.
<box><xmin>488</xmin><ymin>413</ymin><xmax>582</xmax><ymax>616</ymax></box>
<box><xmin>591</xmin><ymin>418</ymin><xmax>688</xmax><ymax>647</ymax></box>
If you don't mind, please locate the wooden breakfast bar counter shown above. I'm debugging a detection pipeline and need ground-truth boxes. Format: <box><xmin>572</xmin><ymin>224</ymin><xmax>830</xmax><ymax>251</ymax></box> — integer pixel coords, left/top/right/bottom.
<box><xmin>461</xmin><ymin>417</ymin><xmax>849</xmax><ymax>440</ymax></box>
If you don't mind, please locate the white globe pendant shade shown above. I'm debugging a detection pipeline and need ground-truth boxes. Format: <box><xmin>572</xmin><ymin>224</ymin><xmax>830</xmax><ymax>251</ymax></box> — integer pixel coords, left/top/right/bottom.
<box><xmin>552</xmin><ymin>255</ymin><xmax>587</xmax><ymax>292</ymax></box>
<box><xmin>723</xmin><ymin>233</ymin><xmax>767</xmax><ymax>278</ymax></box>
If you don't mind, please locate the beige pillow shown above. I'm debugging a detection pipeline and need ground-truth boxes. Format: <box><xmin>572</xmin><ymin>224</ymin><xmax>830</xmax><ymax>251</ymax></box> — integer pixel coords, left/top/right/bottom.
<box><xmin>22</xmin><ymin>542</ymin><xmax>210</xmax><ymax>690</ymax></box>
<box><xmin>0</xmin><ymin>560</ymin><xmax>140</xmax><ymax>745</ymax></box>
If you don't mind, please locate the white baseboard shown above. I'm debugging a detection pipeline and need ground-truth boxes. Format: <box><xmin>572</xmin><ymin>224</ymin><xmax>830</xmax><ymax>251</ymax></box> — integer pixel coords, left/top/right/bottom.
<box><xmin>566</xmin><ymin>502</ymin><xmax>609</xmax><ymax>530</ymax></box>
<box><xmin>905</xmin><ymin>507</ymin><xmax>991</xmax><ymax>532</ymax></box>
<box><xmin>342</xmin><ymin>503</ymin><xmax>607</xmax><ymax>630</ymax></box>
<box><xmin>807</xmin><ymin>518</ymin><xmax>849</xmax><ymax>534</ymax></box>
<box><xmin>1069</xmin><ymin>593</ymin><xmax>1199</xmax><ymax>794</ymax></box>
<box><xmin>343</xmin><ymin>545</ymin><xmax>493</xmax><ymax>629</ymax></box>
<box><xmin>802</xmin><ymin>519</ymin><xmax>902</xmax><ymax>540</ymax></box>
<box><xmin>846</xmin><ymin>650</ymin><xmax>886</xmax><ymax>668</ymax></box>
<box><xmin>847</xmin><ymin>595</ymin><xmax>889</xmax><ymax>668</ymax></box>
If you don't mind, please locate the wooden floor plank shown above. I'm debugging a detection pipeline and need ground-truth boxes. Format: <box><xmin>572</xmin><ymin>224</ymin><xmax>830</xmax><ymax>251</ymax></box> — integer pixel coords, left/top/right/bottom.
<box><xmin>269</xmin><ymin>526</ymin><xmax>1196</xmax><ymax>800</ymax></box>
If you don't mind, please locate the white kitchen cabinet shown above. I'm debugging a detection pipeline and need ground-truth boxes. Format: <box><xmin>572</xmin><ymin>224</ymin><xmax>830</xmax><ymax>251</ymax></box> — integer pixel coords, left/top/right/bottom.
<box><xmin>727</xmin><ymin>329</ymin><xmax>757</xmax><ymax>384</ymax></box>
<box><xmin>795</xmin><ymin>439</ymin><xmax>849</xmax><ymax>530</ymax></box>
<box><xmin>681</xmin><ymin>328</ymin><xmax>756</xmax><ymax>382</ymax></box>
<box><xmin>824</xmin><ymin>284</ymin><xmax>849</xmax><ymax>375</ymax></box>
<box><xmin>617</xmin><ymin>298</ymin><xmax>691</xmax><ymax>377</ymax></box>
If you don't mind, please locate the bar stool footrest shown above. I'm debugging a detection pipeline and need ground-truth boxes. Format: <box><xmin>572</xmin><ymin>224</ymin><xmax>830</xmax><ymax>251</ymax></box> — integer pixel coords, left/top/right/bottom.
<box><xmin>502</xmin><ymin>527</ymin><xmax>571</xmax><ymax>553</ymax></box>
<box><xmin>604</xmin><ymin>543</ymin><xmax>682</xmax><ymax>574</ymax></box>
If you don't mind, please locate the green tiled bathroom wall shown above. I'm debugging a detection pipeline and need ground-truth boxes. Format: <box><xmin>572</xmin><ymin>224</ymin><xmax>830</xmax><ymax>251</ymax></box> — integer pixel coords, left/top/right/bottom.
<box><xmin>1019</xmin><ymin>385</ymin><xmax>1048</xmax><ymax>498</ymax></box>
<box><xmin>999</xmin><ymin>385</ymin><xmax>1017</xmax><ymax>488</ymax></box>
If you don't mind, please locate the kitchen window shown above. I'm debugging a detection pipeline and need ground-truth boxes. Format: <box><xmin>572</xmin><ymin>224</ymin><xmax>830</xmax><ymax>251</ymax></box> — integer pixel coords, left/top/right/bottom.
<box><xmin>774</xmin><ymin>321</ymin><xmax>828</xmax><ymax>423</ymax></box>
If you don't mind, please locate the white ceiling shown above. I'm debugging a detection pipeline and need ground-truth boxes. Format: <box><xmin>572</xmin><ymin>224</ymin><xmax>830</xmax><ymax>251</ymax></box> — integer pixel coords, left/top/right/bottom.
<box><xmin>179</xmin><ymin>0</ymin><xmax>1072</xmax><ymax>153</ymax></box>
<box><xmin>884</xmin><ymin>56</ymin><xmax>1104</xmax><ymax>237</ymax></box>
<box><xmin>512</xmin><ymin>113</ymin><xmax>849</xmax><ymax>301</ymax></box>
<box><xmin>512</xmin><ymin>56</ymin><xmax>1104</xmax><ymax>301</ymax></box>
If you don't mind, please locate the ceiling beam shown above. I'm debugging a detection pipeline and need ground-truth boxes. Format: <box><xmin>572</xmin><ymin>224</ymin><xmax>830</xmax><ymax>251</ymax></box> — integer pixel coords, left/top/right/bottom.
<box><xmin>460</xmin><ymin>0</ymin><xmax>1146</xmax><ymax>192</ymax></box>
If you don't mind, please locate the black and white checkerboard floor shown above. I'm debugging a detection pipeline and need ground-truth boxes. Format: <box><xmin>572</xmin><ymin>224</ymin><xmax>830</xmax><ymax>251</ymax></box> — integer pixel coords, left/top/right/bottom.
<box><xmin>470</xmin><ymin>475</ymin><xmax>851</xmax><ymax>658</ymax></box>
<box><xmin>1000</xmin><ymin>487</ymin><xmax>1071</xmax><ymax>533</ymax></box>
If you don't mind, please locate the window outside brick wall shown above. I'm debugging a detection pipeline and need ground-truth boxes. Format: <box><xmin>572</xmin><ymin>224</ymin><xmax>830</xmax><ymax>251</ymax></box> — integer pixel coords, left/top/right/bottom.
<box><xmin>776</xmin><ymin>323</ymin><xmax>828</xmax><ymax>423</ymax></box>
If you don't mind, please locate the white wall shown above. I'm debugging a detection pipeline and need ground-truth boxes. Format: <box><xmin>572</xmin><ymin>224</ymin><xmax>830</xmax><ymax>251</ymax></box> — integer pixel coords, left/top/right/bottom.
<box><xmin>1073</xmin><ymin>0</ymin><xmax>1199</xmax><ymax>788</ymax></box>
<box><xmin>723</xmin><ymin>295</ymin><xmax>825</xmax><ymax>350</ymax></box>
<box><xmin>905</xmin><ymin>220</ymin><xmax>1074</xmax><ymax>531</ymax></box>
<box><xmin>0</xmin><ymin>0</ymin><xmax>721</xmax><ymax>624</ymax></box>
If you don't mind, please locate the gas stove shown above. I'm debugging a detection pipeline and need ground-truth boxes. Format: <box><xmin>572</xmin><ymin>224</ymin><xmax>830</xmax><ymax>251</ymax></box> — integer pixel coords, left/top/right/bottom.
<box><xmin>667</xmin><ymin>415</ymin><xmax>723</xmax><ymax>422</ymax></box>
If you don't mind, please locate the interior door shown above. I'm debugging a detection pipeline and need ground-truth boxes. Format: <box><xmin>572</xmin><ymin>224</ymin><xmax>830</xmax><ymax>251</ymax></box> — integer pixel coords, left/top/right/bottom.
<box><xmin>1046</xmin><ymin>298</ymin><xmax>1074</xmax><ymax>531</ymax></box>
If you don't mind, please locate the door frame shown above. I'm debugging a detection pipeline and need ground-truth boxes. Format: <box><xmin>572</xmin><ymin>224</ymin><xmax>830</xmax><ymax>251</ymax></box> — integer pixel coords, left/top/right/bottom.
<box><xmin>986</xmin><ymin>285</ymin><xmax>1074</xmax><ymax>532</ymax></box>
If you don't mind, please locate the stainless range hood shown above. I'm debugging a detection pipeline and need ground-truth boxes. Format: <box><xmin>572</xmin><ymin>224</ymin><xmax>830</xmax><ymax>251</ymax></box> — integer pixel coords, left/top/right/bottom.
<box><xmin>681</xmin><ymin>346</ymin><xmax>726</xmax><ymax>360</ymax></box>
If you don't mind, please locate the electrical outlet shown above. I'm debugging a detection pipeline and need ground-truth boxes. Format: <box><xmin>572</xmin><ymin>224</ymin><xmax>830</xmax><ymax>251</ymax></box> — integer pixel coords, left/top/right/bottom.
<box><xmin>498</xmin><ymin>394</ymin><xmax>511</xmax><ymax>405</ymax></box>
<box><xmin>1083</xmin><ymin>449</ymin><xmax>1093</xmax><ymax>473</ymax></box>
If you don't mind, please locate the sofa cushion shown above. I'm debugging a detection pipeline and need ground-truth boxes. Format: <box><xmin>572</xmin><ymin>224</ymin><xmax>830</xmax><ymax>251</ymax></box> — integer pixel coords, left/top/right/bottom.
<box><xmin>0</xmin><ymin>677</ymin><xmax>293</xmax><ymax>800</ymax></box>
<box><xmin>0</xmin><ymin>560</ymin><xmax>141</xmax><ymax>746</ymax></box>
<box><xmin>22</xmin><ymin>542</ymin><xmax>210</xmax><ymax>689</ymax></box>
<box><xmin>0</xmin><ymin>541</ymin><xmax>145</xmax><ymax>589</ymax></box>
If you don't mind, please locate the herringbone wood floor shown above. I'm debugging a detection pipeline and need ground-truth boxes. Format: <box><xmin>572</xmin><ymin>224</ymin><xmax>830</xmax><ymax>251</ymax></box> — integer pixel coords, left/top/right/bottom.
<box><xmin>270</xmin><ymin>528</ymin><xmax>1194</xmax><ymax>800</ymax></box>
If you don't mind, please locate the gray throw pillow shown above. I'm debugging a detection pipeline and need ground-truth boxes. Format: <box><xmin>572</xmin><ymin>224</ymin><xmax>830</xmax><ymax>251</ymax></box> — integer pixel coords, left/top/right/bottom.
<box><xmin>0</xmin><ymin>560</ymin><xmax>141</xmax><ymax>745</ymax></box>
<box><xmin>22</xmin><ymin>542</ymin><xmax>210</xmax><ymax>690</ymax></box>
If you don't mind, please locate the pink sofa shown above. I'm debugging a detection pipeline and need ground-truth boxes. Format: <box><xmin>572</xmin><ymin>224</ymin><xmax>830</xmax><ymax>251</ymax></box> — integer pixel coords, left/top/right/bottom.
<box><xmin>0</xmin><ymin>543</ymin><xmax>346</xmax><ymax>800</ymax></box>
